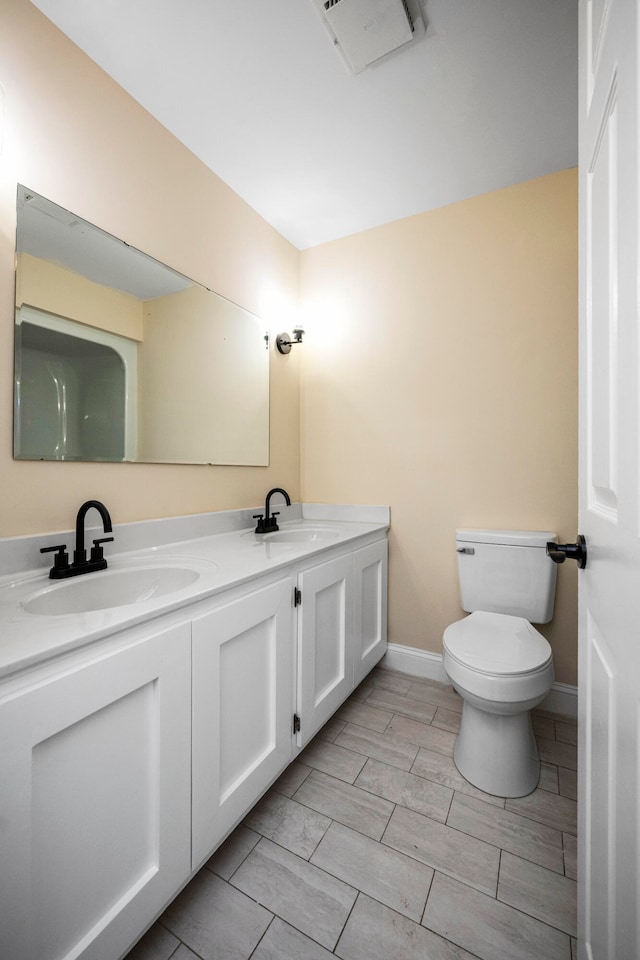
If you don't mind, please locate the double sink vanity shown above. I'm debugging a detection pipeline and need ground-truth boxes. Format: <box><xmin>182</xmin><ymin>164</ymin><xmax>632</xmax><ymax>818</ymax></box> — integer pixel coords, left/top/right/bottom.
<box><xmin>0</xmin><ymin>497</ymin><xmax>389</xmax><ymax>960</ymax></box>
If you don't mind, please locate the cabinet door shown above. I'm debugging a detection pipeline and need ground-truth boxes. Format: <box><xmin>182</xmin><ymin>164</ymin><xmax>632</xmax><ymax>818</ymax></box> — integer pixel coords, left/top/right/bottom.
<box><xmin>297</xmin><ymin>554</ymin><xmax>353</xmax><ymax>747</ymax></box>
<box><xmin>191</xmin><ymin>577</ymin><xmax>295</xmax><ymax>868</ymax></box>
<box><xmin>0</xmin><ymin>623</ymin><xmax>191</xmax><ymax>960</ymax></box>
<box><xmin>353</xmin><ymin>539</ymin><xmax>388</xmax><ymax>686</ymax></box>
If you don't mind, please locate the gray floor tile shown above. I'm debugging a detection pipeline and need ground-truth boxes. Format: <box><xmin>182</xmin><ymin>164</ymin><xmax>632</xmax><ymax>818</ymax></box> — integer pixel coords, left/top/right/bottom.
<box><xmin>231</xmin><ymin>838</ymin><xmax>357</xmax><ymax>950</ymax></box>
<box><xmin>532</xmin><ymin>714</ymin><xmax>556</xmax><ymax>739</ymax></box>
<box><xmin>406</xmin><ymin>678</ymin><xmax>463</xmax><ymax>712</ymax></box>
<box><xmin>243</xmin><ymin>790</ymin><xmax>331</xmax><ymax>858</ymax></box>
<box><xmin>299</xmin><ymin>738</ymin><xmax>367</xmax><ymax>783</ymax></box>
<box><xmin>311</xmin><ymin>821</ymin><xmax>434</xmax><ymax>921</ymax></box>
<box><xmin>364</xmin><ymin>687</ymin><xmax>438</xmax><ymax>724</ymax></box>
<box><xmin>172</xmin><ymin>947</ymin><xmax>201</xmax><ymax>960</ymax></box>
<box><xmin>293</xmin><ymin>768</ymin><xmax>394</xmax><ymax>839</ymax></box>
<box><xmin>346</xmin><ymin>681</ymin><xmax>375</xmax><ymax>702</ymax></box>
<box><xmin>537</xmin><ymin>736</ymin><xmax>578</xmax><ymax>770</ymax></box>
<box><xmin>336</xmin><ymin>892</ymin><xmax>477</xmax><ymax>960</ymax></box>
<box><xmin>252</xmin><ymin>917</ymin><xmax>335</xmax><ymax>959</ymax></box>
<box><xmin>432</xmin><ymin>706</ymin><xmax>462</xmax><ymax>733</ymax></box>
<box><xmin>534</xmin><ymin>707</ymin><xmax>577</xmax><ymax>724</ymax></box>
<box><xmin>506</xmin><ymin>787</ymin><xmax>577</xmax><ymax>835</ymax></box>
<box><xmin>382</xmin><ymin>804</ymin><xmax>500</xmax><ymax>896</ymax></box>
<box><xmin>272</xmin><ymin>760</ymin><xmax>313</xmax><ymax>798</ymax></box>
<box><xmin>387</xmin><ymin>714</ymin><xmax>457</xmax><ymax>756</ymax></box>
<box><xmin>335</xmin><ymin>699</ymin><xmax>394</xmax><ymax>732</ymax></box>
<box><xmin>498</xmin><ymin>851</ymin><xmax>577</xmax><ymax>936</ymax></box>
<box><xmin>423</xmin><ymin>872</ymin><xmax>571</xmax><ymax>960</ymax></box>
<box><xmin>317</xmin><ymin>717</ymin><xmax>347</xmax><ymax>741</ymax></box>
<box><xmin>355</xmin><ymin>756</ymin><xmax>452</xmax><ymax>822</ymax></box>
<box><xmin>369</xmin><ymin>667</ymin><xmax>414</xmax><ymax>694</ymax></box>
<box><xmin>558</xmin><ymin>765</ymin><xmax>578</xmax><ymax>800</ymax></box>
<box><xmin>563</xmin><ymin>832</ymin><xmax>577</xmax><ymax>880</ymax></box>
<box><xmin>447</xmin><ymin>792</ymin><xmax>564</xmax><ymax>873</ymax></box>
<box><xmin>205</xmin><ymin>824</ymin><xmax>261</xmax><ymax>880</ymax></box>
<box><xmin>555</xmin><ymin>720</ymin><xmax>578</xmax><ymax>745</ymax></box>
<box><xmin>411</xmin><ymin>746</ymin><xmax>505</xmax><ymax>807</ymax></box>
<box><xmin>335</xmin><ymin>721</ymin><xmax>419</xmax><ymax>770</ymax></box>
<box><xmin>125</xmin><ymin>922</ymin><xmax>180</xmax><ymax>960</ymax></box>
<box><xmin>539</xmin><ymin>761</ymin><xmax>560</xmax><ymax>793</ymax></box>
<box><xmin>161</xmin><ymin>869</ymin><xmax>272</xmax><ymax>960</ymax></box>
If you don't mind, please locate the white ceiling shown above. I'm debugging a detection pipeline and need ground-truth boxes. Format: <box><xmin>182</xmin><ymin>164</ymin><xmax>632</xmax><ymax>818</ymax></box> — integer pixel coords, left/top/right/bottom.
<box><xmin>29</xmin><ymin>0</ymin><xmax>578</xmax><ymax>250</ymax></box>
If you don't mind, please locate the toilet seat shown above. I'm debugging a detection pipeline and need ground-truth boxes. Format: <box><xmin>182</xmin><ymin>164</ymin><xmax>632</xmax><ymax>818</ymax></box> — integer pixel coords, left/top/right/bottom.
<box><xmin>443</xmin><ymin>611</ymin><xmax>552</xmax><ymax>676</ymax></box>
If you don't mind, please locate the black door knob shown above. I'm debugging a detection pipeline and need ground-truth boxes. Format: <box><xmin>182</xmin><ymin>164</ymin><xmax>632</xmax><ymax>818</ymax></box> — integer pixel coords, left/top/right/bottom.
<box><xmin>546</xmin><ymin>535</ymin><xmax>587</xmax><ymax>569</ymax></box>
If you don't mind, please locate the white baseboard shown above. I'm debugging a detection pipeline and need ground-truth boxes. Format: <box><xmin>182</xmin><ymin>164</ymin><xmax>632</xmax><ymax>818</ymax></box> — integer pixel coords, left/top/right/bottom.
<box><xmin>540</xmin><ymin>682</ymin><xmax>578</xmax><ymax>718</ymax></box>
<box><xmin>382</xmin><ymin>644</ymin><xmax>449</xmax><ymax>683</ymax></box>
<box><xmin>381</xmin><ymin>643</ymin><xmax>578</xmax><ymax>719</ymax></box>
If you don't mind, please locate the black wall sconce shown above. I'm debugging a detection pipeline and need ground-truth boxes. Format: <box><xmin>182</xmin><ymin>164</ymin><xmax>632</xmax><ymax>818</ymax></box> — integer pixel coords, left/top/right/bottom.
<box><xmin>276</xmin><ymin>326</ymin><xmax>305</xmax><ymax>354</ymax></box>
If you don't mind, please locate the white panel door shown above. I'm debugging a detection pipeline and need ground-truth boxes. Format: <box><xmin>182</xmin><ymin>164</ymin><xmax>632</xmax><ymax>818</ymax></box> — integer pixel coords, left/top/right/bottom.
<box><xmin>579</xmin><ymin>1</ymin><xmax>640</xmax><ymax>957</ymax></box>
<box><xmin>353</xmin><ymin>539</ymin><xmax>388</xmax><ymax>686</ymax></box>
<box><xmin>191</xmin><ymin>577</ymin><xmax>295</xmax><ymax>868</ymax></box>
<box><xmin>0</xmin><ymin>622</ymin><xmax>192</xmax><ymax>960</ymax></box>
<box><xmin>297</xmin><ymin>554</ymin><xmax>353</xmax><ymax>747</ymax></box>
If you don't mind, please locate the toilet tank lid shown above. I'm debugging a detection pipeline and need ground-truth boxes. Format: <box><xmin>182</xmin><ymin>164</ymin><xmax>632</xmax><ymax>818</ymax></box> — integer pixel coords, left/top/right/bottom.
<box><xmin>456</xmin><ymin>529</ymin><xmax>557</xmax><ymax>547</ymax></box>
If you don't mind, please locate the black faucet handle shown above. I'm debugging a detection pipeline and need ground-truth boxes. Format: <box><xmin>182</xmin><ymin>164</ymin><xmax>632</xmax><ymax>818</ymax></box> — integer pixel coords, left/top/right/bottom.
<box><xmin>253</xmin><ymin>514</ymin><xmax>266</xmax><ymax>534</ymax></box>
<box><xmin>40</xmin><ymin>543</ymin><xmax>70</xmax><ymax>575</ymax></box>
<box><xmin>90</xmin><ymin>536</ymin><xmax>114</xmax><ymax>563</ymax></box>
<box><xmin>263</xmin><ymin>511</ymin><xmax>280</xmax><ymax>532</ymax></box>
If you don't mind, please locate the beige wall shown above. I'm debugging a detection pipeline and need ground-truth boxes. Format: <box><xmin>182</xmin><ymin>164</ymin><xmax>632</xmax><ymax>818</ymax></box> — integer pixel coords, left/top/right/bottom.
<box><xmin>299</xmin><ymin>170</ymin><xmax>578</xmax><ymax>685</ymax></box>
<box><xmin>0</xmin><ymin>0</ymin><xmax>300</xmax><ymax>536</ymax></box>
<box><xmin>139</xmin><ymin>285</ymin><xmax>269</xmax><ymax>464</ymax></box>
<box><xmin>16</xmin><ymin>253</ymin><xmax>144</xmax><ymax>340</ymax></box>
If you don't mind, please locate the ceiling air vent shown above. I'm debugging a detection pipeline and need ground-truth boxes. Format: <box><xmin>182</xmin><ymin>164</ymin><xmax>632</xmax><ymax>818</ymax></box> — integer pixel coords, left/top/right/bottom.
<box><xmin>313</xmin><ymin>0</ymin><xmax>424</xmax><ymax>74</ymax></box>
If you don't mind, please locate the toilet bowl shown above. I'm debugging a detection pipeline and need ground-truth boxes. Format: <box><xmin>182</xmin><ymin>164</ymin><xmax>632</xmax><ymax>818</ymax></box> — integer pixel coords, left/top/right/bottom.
<box><xmin>443</xmin><ymin>611</ymin><xmax>553</xmax><ymax>797</ymax></box>
<box><xmin>443</xmin><ymin>529</ymin><xmax>558</xmax><ymax>798</ymax></box>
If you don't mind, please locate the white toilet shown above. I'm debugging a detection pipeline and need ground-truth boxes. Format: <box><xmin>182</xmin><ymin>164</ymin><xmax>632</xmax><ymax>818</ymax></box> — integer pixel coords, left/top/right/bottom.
<box><xmin>443</xmin><ymin>528</ymin><xmax>558</xmax><ymax>798</ymax></box>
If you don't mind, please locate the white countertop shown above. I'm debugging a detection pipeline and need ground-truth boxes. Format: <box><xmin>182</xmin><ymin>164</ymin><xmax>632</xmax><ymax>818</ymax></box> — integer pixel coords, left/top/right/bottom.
<box><xmin>0</xmin><ymin>504</ymin><xmax>389</xmax><ymax>680</ymax></box>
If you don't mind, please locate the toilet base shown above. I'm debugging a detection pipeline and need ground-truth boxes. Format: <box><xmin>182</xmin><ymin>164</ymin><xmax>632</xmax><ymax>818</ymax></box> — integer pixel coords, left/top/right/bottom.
<box><xmin>453</xmin><ymin>699</ymin><xmax>540</xmax><ymax>798</ymax></box>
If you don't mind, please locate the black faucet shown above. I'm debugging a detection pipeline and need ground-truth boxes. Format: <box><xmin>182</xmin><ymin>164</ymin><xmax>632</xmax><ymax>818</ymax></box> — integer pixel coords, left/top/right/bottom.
<box><xmin>41</xmin><ymin>500</ymin><xmax>114</xmax><ymax>579</ymax></box>
<box><xmin>253</xmin><ymin>487</ymin><xmax>291</xmax><ymax>534</ymax></box>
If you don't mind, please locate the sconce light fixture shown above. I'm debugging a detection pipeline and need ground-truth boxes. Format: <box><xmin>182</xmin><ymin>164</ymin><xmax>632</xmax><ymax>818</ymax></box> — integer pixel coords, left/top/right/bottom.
<box><xmin>276</xmin><ymin>326</ymin><xmax>305</xmax><ymax>354</ymax></box>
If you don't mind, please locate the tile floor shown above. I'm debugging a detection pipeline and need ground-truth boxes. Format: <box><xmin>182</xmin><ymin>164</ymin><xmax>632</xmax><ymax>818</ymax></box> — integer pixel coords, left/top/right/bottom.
<box><xmin>125</xmin><ymin>666</ymin><xmax>578</xmax><ymax>960</ymax></box>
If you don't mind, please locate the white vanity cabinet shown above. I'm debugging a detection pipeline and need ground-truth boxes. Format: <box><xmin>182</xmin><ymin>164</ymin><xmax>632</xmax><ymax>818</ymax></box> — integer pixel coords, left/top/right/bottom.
<box><xmin>0</xmin><ymin>619</ymin><xmax>192</xmax><ymax>960</ymax></box>
<box><xmin>191</xmin><ymin>576</ymin><xmax>295</xmax><ymax>869</ymax></box>
<box><xmin>296</xmin><ymin>538</ymin><xmax>388</xmax><ymax>746</ymax></box>
<box><xmin>0</xmin><ymin>522</ymin><xmax>388</xmax><ymax>960</ymax></box>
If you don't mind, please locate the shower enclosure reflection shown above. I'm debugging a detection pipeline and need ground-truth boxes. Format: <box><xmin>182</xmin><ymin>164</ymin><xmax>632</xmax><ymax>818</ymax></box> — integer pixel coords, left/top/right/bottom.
<box><xmin>15</xmin><ymin>307</ymin><xmax>136</xmax><ymax>461</ymax></box>
<box><xmin>14</xmin><ymin>187</ymin><xmax>270</xmax><ymax>465</ymax></box>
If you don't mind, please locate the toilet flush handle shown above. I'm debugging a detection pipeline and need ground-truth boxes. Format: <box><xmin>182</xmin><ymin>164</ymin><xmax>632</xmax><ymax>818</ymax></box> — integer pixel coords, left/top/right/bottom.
<box><xmin>546</xmin><ymin>536</ymin><xmax>587</xmax><ymax>569</ymax></box>
<box><xmin>456</xmin><ymin>546</ymin><xmax>475</xmax><ymax>555</ymax></box>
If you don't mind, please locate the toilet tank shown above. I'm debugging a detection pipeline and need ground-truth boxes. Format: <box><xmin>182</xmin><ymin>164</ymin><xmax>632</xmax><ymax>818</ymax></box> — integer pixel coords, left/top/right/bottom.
<box><xmin>456</xmin><ymin>529</ymin><xmax>558</xmax><ymax>624</ymax></box>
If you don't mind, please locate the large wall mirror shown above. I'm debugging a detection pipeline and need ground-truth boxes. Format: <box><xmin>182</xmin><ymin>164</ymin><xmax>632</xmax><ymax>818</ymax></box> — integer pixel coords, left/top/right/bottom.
<box><xmin>14</xmin><ymin>186</ymin><xmax>270</xmax><ymax>465</ymax></box>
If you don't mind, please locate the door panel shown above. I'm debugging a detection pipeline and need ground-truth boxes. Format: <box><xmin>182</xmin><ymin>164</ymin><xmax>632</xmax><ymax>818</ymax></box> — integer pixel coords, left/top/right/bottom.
<box><xmin>191</xmin><ymin>578</ymin><xmax>294</xmax><ymax>868</ymax></box>
<box><xmin>353</xmin><ymin>540</ymin><xmax>388</xmax><ymax>685</ymax></box>
<box><xmin>0</xmin><ymin>623</ymin><xmax>191</xmax><ymax>960</ymax></box>
<box><xmin>297</xmin><ymin>554</ymin><xmax>352</xmax><ymax>746</ymax></box>
<box><xmin>579</xmin><ymin>1</ymin><xmax>640</xmax><ymax>957</ymax></box>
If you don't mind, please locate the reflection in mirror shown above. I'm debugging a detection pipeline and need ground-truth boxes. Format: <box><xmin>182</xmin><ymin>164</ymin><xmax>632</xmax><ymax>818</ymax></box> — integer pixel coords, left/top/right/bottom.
<box><xmin>14</xmin><ymin>186</ymin><xmax>270</xmax><ymax>465</ymax></box>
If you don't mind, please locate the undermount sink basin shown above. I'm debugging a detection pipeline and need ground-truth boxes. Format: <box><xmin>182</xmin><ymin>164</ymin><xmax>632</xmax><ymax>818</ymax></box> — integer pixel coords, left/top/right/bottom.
<box><xmin>262</xmin><ymin>528</ymin><xmax>341</xmax><ymax>543</ymax></box>
<box><xmin>23</xmin><ymin>564</ymin><xmax>207</xmax><ymax>616</ymax></box>
<box><xmin>243</xmin><ymin>524</ymin><xmax>341</xmax><ymax>545</ymax></box>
